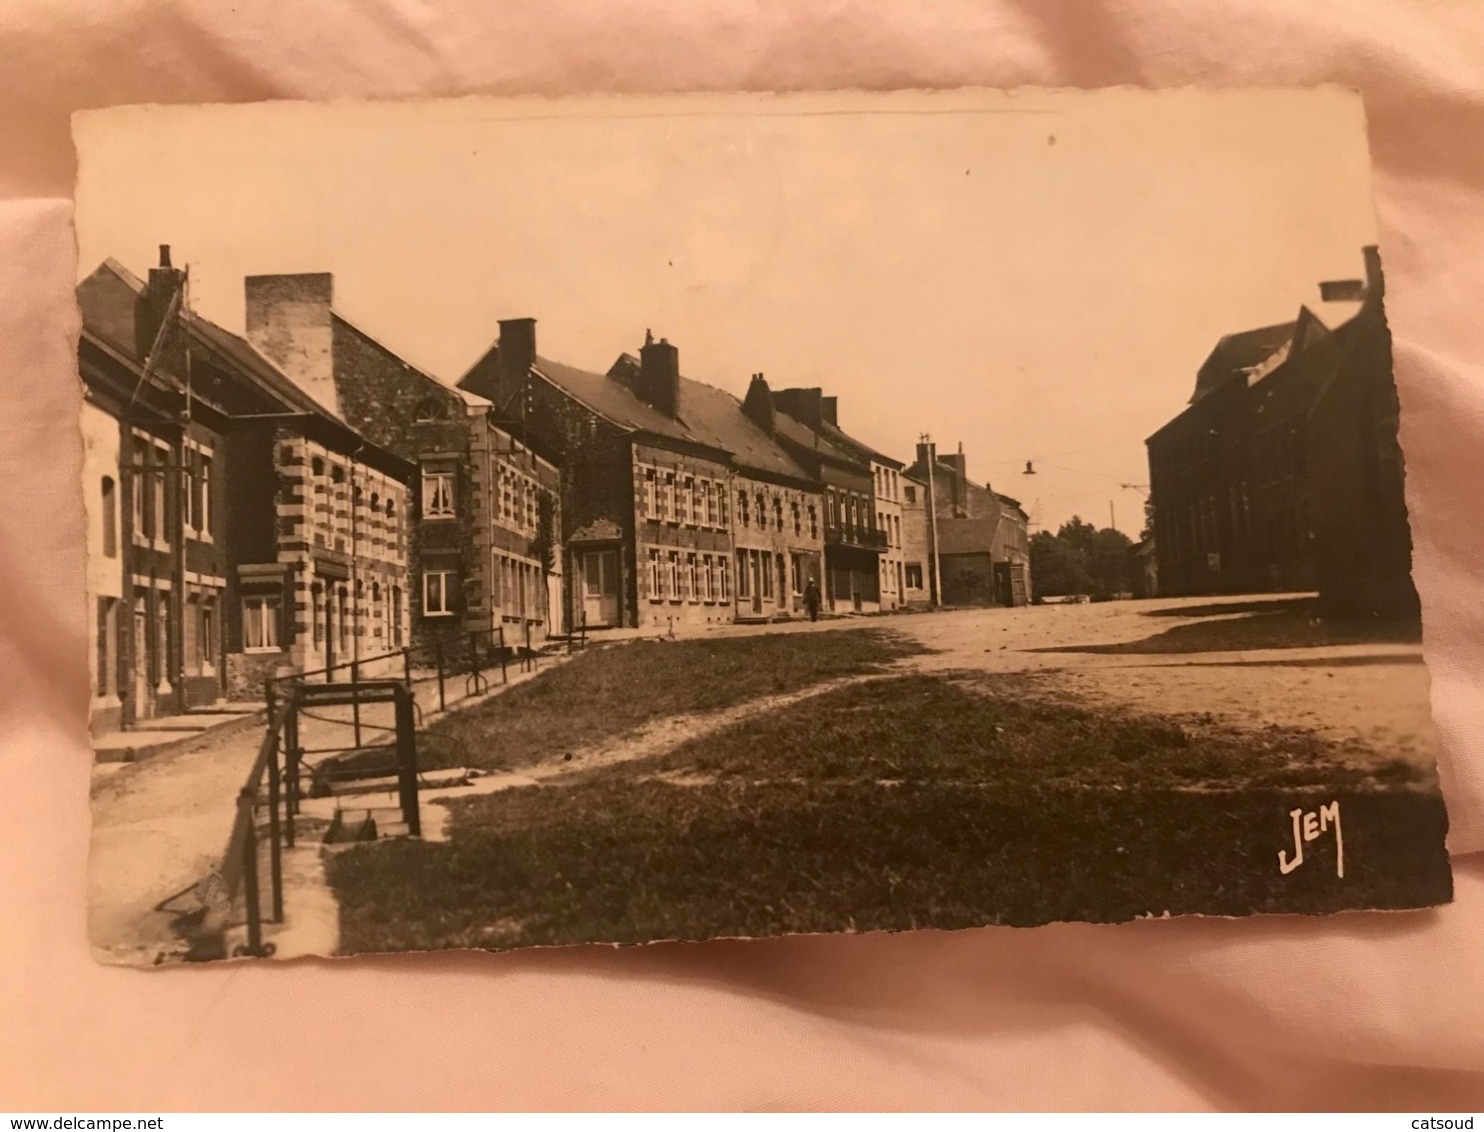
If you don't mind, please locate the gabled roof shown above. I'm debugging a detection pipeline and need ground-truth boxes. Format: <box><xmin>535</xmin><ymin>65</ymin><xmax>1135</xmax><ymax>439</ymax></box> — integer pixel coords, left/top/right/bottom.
<box><xmin>816</xmin><ymin>419</ymin><xmax>904</xmax><ymax>470</ymax></box>
<box><xmin>770</xmin><ymin>409</ymin><xmax>862</xmax><ymax>468</ymax></box>
<box><xmin>1190</xmin><ymin>320</ymin><xmax>1297</xmax><ymax>403</ymax></box>
<box><xmin>77</xmin><ymin>258</ymin><xmax>337</xmax><ymax>422</ymax></box>
<box><xmin>607</xmin><ymin>353</ymin><xmax>816</xmax><ymax>483</ymax></box>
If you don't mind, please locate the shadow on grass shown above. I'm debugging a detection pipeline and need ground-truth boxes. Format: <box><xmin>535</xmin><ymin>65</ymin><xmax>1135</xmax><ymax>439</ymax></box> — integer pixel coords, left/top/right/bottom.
<box><xmin>325</xmin><ymin>671</ymin><xmax>1449</xmax><ymax>955</ymax></box>
<box><xmin>1033</xmin><ymin>601</ymin><xmax>1422</xmax><ymax>656</ymax></box>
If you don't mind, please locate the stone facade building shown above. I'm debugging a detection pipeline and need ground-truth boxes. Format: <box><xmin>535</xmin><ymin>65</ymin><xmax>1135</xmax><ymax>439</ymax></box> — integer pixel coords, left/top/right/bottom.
<box><xmin>459</xmin><ymin>323</ymin><xmax>825</xmax><ymax>632</ymax></box>
<box><xmin>77</xmin><ymin>250</ymin><xmax>413</xmax><ymax>729</ymax></box>
<box><xmin>244</xmin><ymin>274</ymin><xmax>562</xmax><ymax>653</ymax></box>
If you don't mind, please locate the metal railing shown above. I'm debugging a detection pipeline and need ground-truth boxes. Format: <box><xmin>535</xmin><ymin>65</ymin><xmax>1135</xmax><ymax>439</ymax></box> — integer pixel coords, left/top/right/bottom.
<box><xmin>209</xmin><ymin>678</ymin><xmax>420</xmax><ymax>960</ymax></box>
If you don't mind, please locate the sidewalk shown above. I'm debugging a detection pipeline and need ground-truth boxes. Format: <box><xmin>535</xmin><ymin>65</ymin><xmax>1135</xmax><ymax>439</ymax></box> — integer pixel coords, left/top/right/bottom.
<box><xmin>88</xmin><ymin>651</ymin><xmax>571</xmax><ymax>965</ymax></box>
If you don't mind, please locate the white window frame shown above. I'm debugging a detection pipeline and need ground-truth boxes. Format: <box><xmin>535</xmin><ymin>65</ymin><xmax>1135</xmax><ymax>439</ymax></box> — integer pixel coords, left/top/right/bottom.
<box><xmin>422</xmin><ymin>469</ymin><xmax>456</xmax><ymax>519</ymax></box>
<box><xmin>424</xmin><ymin>569</ymin><xmax>456</xmax><ymax>616</ymax></box>
<box><xmin>666</xmin><ymin>551</ymin><xmax>680</xmax><ymax>602</ymax></box>
<box><xmin>647</xmin><ymin>548</ymin><xmax>663</xmax><ymax>601</ymax></box>
<box><xmin>242</xmin><ymin>594</ymin><xmax>281</xmax><ymax>653</ymax></box>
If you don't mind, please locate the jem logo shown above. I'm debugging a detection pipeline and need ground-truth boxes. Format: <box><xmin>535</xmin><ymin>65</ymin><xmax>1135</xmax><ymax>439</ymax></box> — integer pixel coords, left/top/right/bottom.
<box><xmin>1278</xmin><ymin>800</ymin><xmax>1344</xmax><ymax>878</ymax></box>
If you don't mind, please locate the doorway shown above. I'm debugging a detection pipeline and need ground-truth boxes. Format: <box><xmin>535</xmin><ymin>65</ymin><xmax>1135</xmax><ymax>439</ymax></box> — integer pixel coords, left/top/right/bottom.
<box><xmin>582</xmin><ymin>549</ymin><xmax>619</xmax><ymax>627</ymax></box>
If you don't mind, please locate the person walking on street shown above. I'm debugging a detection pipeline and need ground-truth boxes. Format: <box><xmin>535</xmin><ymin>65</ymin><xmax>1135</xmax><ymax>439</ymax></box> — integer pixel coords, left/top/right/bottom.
<box><xmin>804</xmin><ymin>577</ymin><xmax>822</xmax><ymax>622</ymax></box>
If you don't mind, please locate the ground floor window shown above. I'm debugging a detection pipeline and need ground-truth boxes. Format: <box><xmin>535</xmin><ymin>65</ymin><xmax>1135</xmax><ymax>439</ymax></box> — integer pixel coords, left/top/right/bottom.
<box><xmin>685</xmin><ymin>553</ymin><xmax>698</xmax><ymax>603</ymax></box>
<box><xmin>243</xmin><ymin>594</ymin><xmax>281</xmax><ymax>652</ymax></box>
<box><xmin>666</xmin><ymin>551</ymin><xmax>680</xmax><ymax>601</ymax></box>
<box><xmin>424</xmin><ymin>569</ymin><xmax>456</xmax><ymax>616</ymax></box>
<box><xmin>720</xmin><ymin>558</ymin><xmax>731</xmax><ymax>601</ymax></box>
<box><xmin>905</xmin><ymin>563</ymin><xmax>924</xmax><ymax>589</ymax></box>
<box><xmin>735</xmin><ymin>550</ymin><xmax>751</xmax><ymax>598</ymax></box>
<box><xmin>646</xmin><ymin>548</ymin><xmax>663</xmax><ymax>600</ymax></box>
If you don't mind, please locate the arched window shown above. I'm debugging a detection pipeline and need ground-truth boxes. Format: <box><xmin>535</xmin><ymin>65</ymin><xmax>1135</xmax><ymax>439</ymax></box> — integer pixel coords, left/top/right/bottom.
<box><xmin>413</xmin><ymin>397</ymin><xmax>447</xmax><ymax>422</ymax></box>
<box><xmin>100</xmin><ymin>476</ymin><xmax>117</xmax><ymax>558</ymax></box>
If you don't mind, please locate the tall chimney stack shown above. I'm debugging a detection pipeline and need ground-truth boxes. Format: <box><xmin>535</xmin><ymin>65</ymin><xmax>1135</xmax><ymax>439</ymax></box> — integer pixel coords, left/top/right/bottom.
<box><xmin>244</xmin><ymin>273</ymin><xmax>337</xmax><ymax>414</ymax></box>
<box><xmin>742</xmin><ymin>372</ymin><xmax>775</xmax><ymax>434</ymax></box>
<box><xmin>496</xmin><ymin>317</ymin><xmax>538</xmax><ymax>406</ymax></box>
<box><xmin>771</xmin><ymin>387</ymin><xmax>825</xmax><ymax>430</ymax></box>
<box><xmin>136</xmin><ymin>244</ymin><xmax>187</xmax><ymax>368</ymax></box>
<box><xmin>636</xmin><ymin>334</ymin><xmax>681</xmax><ymax>418</ymax></box>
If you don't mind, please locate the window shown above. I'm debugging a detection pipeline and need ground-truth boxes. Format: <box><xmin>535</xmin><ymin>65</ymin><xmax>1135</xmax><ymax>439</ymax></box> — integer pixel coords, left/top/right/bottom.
<box><xmin>808</xmin><ymin>505</ymin><xmax>818</xmax><ymax>540</ymax></box>
<box><xmin>735</xmin><ymin>549</ymin><xmax>751</xmax><ymax>598</ymax></box>
<box><xmin>756</xmin><ymin>493</ymin><xmax>767</xmax><ymax>530</ymax></box>
<box><xmin>154</xmin><ymin>443</ymin><xmax>170</xmax><ymax>544</ymax></box>
<box><xmin>643</xmin><ymin>468</ymin><xmax>656</xmax><ymax>520</ymax></box>
<box><xmin>703</xmin><ymin>480</ymin><xmax>717</xmax><ymax>527</ymax></box>
<box><xmin>791</xmin><ymin>554</ymin><xmax>803</xmax><ymax>596</ymax></box>
<box><xmin>200</xmin><ymin>599</ymin><xmax>217</xmax><ymax>675</ymax></box>
<box><xmin>760</xmin><ymin>552</ymin><xmax>774</xmax><ymax>598</ymax></box>
<box><xmin>131</xmin><ymin>440</ymin><xmax>147</xmax><ymax>537</ymax></box>
<box><xmin>242</xmin><ymin>595</ymin><xmax>281</xmax><ymax>652</ymax></box>
<box><xmin>101</xmin><ymin>476</ymin><xmax>117</xmax><ymax>557</ymax></box>
<box><xmin>691</xmin><ymin>480</ymin><xmax>702</xmax><ymax>526</ymax></box>
<box><xmin>422</xmin><ymin>469</ymin><xmax>455</xmax><ymax>518</ymax></box>
<box><xmin>677</xmin><ymin>477</ymin><xmax>691</xmax><ymax>525</ymax></box>
<box><xmin>647</xmin><ymin>548</ymin><xmax>662</xmax><ymax>600</ymax></box>
<box><xmin>198</xmin><ymin>454</ymin><xmax>212</xmax><ymax>536</ymax></box>
<box><xmin>685</xmin><ymin>554</ymin><xmax>698</xmax><ymax>602</ymax></box>
<box><xmin>666</xmin><ymin>552</ymin><xmax>680</xmax><ymax>601</ymax></box>
<box><xmin>906</xmin><ymin>563</ymin><xmax>924</xmax><ymax>589</ymax></box>
<box><xmin>664</xmin><ymin>475</ymin><xmax>676</xmax><ymax>522</ymax></box>
<box><xmin>791</xmin><ymin>501</ymin><xmax>801</xmax><ymax>535</ymax></box>
<box><xmin>700</xmin><ymin>554</ymin><xmax>713</xmax><ymax>602</ymax></box>
<box><xmin>718</xmin><ymin>482</ymin><xmax>730</xmax><ymax>527</ymax></box>
<box><xmin>904</xmin><ymin>485</ymin><xmax>916</xmax><ymax>504</ymax></box>
<box><xmin>773</xmin><ymin>498</ymin><xmax>783</xmax><ymax>531</ymax></box>
<box><xmin>424</xmin><ymin>569</ymin><xmax>456</xmax><ymax>616</ymax></box>
<box><xmin>719</xmin><ymin>557</ymin><xmax>731</xmax><ymax>601</ymax></box>
<box><xmin>737</xmin><ymin>490</ymin><xmax>749</xmax><ymax>528</ymax></box>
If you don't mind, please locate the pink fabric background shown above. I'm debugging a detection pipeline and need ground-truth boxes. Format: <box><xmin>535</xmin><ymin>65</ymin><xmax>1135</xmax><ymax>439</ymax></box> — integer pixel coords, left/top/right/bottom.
<box><xmin>3</xmin><ymin>0</ymin><xmax>1483</xmax><ymax>1111</ymax></box>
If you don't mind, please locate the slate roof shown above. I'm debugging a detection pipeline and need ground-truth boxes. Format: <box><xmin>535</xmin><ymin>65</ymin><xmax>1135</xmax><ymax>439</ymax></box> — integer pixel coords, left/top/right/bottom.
<box><xmin>601</xmin><ymin>352</ymin><xmax>816</xmax><ymax>482</ymax></box>
<box><xmin>79</xmin><ymin>258</ymin><xmax>338</xmax><ymax>422</ymax></box>
<box><xmin>817</xmin><ymin>419</ymin><xmax>904</xmax><ymax>469</ymax></box>
<box><xmin>1190</xmin><ymin>320</ymin><xmax>1297</xmax><ymax>403</ymax></box>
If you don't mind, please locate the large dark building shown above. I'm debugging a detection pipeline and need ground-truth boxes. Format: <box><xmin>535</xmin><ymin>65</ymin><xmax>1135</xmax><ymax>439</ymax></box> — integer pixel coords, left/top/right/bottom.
<box><xmin>1146</xmin><ymin>247</ymin><xmax>1417</xmax><ymax>618</ymax></box>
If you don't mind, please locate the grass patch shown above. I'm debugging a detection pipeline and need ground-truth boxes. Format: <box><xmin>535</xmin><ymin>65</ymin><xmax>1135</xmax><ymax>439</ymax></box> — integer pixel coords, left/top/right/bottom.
<box><xmin>635</xmin><ymin>672</ymin><xmax>1425</xmax><ymax>791</ymax></box>
<box><xmin>412</xmin><ymin>628</ymin><xmax>923</xmax><ymax>773</ymax></box>
<box><xmin>329</xmin><ymin>780</ymin><xmax>1450</xmax><ymax>955</ymax></box>
<box><xmin>327</xmin><ymin>671</ymin><xmax>1449</xmax><ymax>955</ymax></box>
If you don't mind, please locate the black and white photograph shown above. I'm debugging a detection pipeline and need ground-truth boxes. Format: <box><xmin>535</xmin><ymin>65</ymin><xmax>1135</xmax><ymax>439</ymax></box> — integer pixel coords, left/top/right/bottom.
<box><xmin>74</xmin><ymin>88</ymin><xmax>1451</xmax><ymax>966</ymax></box>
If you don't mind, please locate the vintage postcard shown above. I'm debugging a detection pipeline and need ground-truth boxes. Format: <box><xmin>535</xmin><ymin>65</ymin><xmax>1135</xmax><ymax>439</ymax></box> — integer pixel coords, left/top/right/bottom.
<box><xmin>73</xmin><ymin>89</ymin><xmax>1450</xmax><ymax>965</ymax></box>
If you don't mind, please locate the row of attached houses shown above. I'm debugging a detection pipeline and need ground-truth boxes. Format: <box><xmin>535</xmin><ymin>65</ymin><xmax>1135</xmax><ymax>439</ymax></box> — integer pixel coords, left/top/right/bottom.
<box><xmin>81</xmin><ymin>247</ymin><xmax>1033</xmax><ymax>736</ymax></box>
<box><xmin>1144</xmin><ymin>246</ymin><xmax>1417</xmax><ymax>618</ymax></box>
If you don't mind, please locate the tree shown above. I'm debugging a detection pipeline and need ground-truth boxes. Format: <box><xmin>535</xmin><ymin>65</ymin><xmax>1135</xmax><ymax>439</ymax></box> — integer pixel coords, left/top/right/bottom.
<box><xmin>1029</xmin><ymin>516</ymin><xmax>1134</xmax><ymax>599</ymax></box>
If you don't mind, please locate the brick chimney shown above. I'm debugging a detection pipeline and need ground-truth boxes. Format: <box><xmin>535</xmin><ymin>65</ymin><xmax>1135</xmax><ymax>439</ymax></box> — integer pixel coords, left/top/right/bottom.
<box><xmin>136</xmin><ymin>244</ymin><xmax>186</xmax><ymax>368</ymax></box>
<box><xmin>245</xmin><ymin>273</ymin><xmax>337</xmax><ymax>414</ymax></box>
<box><xmin>497</xmin><ymin>317</ymin><xmax>537</xmax><ymax>403</ymax></box>
<box><xmin>636</xmin><ymin>334</ymin><xmax>680</xmax><ymax>418</ymax></box>
<box><xmin>772</xmin><ymin>387</ymin><xmax>825</xmax><ymax>430</ymax></box>
<box><xmin>947</xmin><ymin>443</ymin><xmax>968</xmax><ymax>514</ymax></box>
<box><xmin>821</xmin><ymin>396</ymin><xmax>839</xmax><ymax>428</ymax></box>
<box><xmin>741</xmin><ymin>373</ymin><xmax>775</xmax><ymax>434</ymax></box>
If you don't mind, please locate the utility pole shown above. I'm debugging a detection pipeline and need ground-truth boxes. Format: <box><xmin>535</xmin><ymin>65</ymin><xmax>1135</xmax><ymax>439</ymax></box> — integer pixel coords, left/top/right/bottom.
<box><xmin>921</xmin><ymin>433</ymin><xmax>943</xmax><ymax>607</ymax></box>
<box><xmin>1109</xmin><ymin>500</ymin><xmax>1116</xmax><ymax>532</ymax></box>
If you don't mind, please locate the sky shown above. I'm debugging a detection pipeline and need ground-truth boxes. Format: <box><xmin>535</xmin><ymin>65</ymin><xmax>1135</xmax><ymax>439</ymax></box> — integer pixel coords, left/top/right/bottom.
<box><xmin>74</xmin><ymin>89</ymin><xmax>1380</xmax><ymax>537</ymax></box>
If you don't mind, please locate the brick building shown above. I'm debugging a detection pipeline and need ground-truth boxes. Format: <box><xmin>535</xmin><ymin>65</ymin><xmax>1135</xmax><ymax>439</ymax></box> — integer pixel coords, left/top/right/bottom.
<box><xmin>244</xmin><ymin>274</ymin><xmax>563</xmax><ymax>653</ymax></box>
<box><xmin>1146</xmin><ymin>246</ymin><xmax>1416</xmax><ymax>617</ymax></box>
<box><xmin>77</xmin><ymin>249</ymin><xmax>413</xmax><ymax>730</ymax></box>
<box><xmin>459</xmin><ymin>322</ymin><xmax>824</xmax><ymax>632</ymax></box>
<box><xmin>903</xmin><ymin>442</ymin><xmax>1031</xmax><ymax>607</ymax></box>
<box><xmin>768</xmin><ymin>388</ymin><xmax>888</xmax><ymax>614</ymax></box>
